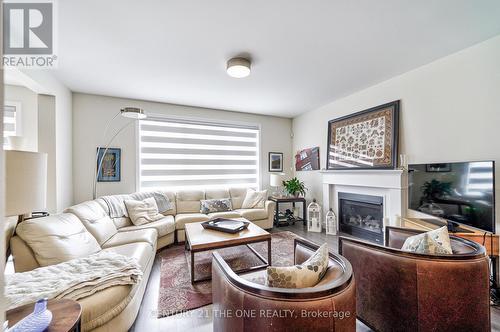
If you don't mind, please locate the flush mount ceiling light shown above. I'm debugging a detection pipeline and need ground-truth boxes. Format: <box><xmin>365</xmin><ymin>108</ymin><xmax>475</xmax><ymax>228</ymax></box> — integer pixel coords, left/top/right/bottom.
<box><xmin>226</xmin><ymin>57</ymin><xmax>251</xmax><ymax>78</ymax></box>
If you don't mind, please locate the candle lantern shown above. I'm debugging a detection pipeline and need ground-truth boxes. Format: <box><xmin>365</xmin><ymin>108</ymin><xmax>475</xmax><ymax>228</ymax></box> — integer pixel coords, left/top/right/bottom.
<box><xmin>325</xmin><ymin>208</ymin><xmax>337</xmax><ymax>235</ymax></box>
<box><xmin>307</xmin><ymin>199</ymin><xmax>322</xmax><ymax>232</ymax></box>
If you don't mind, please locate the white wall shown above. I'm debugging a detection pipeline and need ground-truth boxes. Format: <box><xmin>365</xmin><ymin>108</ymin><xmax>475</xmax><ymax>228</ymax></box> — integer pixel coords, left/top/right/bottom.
<box><xmin>38</xmin><ymin>95</ymin><xmax>57</xmax><ymax>213</ymax></box>
<box><xmin>19</xmin><ymin>70</ymin><xmax>73</xmax><ymax>212</ymax></box>
<box><xmin>4</xmin><ymin>84</ymin><xmax>38</xmax><ymax>152</ymax></box>
<box><xmin>292</xmin><ymin>35</ymin><xmax>500</xmax><ymax>230</ymax></box>
<box><xmin>73</xmin><ymin>93</ymin><xmax>293</xmax><ymax>204</ymax></box>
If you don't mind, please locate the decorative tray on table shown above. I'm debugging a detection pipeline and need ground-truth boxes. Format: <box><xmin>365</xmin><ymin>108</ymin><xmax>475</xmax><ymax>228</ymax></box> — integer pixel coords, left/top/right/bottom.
<box><xmin>201</xmin><ymin>218</ymin><xmax>249</xmax><ymax>234</ymax></box>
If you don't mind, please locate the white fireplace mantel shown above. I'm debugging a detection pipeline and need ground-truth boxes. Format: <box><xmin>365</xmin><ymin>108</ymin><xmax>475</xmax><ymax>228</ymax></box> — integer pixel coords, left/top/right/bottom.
<box><xmin>321</xmin><ymin>169</ymin><xmax>408</xmax><ymax>230</ymax></box>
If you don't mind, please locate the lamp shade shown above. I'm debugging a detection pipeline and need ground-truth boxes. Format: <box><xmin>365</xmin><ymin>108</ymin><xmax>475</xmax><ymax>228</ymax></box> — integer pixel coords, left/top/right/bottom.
<box><xmin>6</xmin><ymin>136</ymin><xmax>27</xmax><ymax>150</ymax></box>
<box><xmin>270</xmin><ymin>173</ymin><xmax>285</xmax><ymax>187</ymax></box>
<box><xmin>6</xmin><ymin>151</ymin><xmax>48</xmax><ymax>216</ymax></box>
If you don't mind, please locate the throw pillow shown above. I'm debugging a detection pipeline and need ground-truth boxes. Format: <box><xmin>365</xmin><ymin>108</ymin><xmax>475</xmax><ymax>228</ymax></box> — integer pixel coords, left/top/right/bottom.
<box><xmin>200</xmin><ymin>198</ymin><xmax>233</xmax><ymax>214</ymax></box>
<box><xmin>267</xmin><ymin>243</ymin><xmax>329</xmax><ymax>288</ymax></box>
<box><xmin>130</xmin><ymin>191</ymin><xmax>173</xmax><ymax>214</ymax></box>
<box><xmin>124</xmin><ymin>197</ymin><xmax>165</xmax><ymax>226</ymax></box>
<box><xmin>401</xmin><ymin>226</ymin><xmax>453</xmax><ymax>254</ymax></box>
<box><xmin>241</xmin><ymin>189</ymin><xmax>268</xmax><ymax>209</ymax></box>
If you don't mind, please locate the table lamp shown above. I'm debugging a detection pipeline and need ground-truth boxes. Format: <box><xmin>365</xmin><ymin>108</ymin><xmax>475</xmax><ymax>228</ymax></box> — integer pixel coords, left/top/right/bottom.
<box><xmin>270</xmin><ymin>173</ymin><xmax>285</xmax><ymax>198</ymax></box>
<box><xmin>6</xmin><ymin>150</ymin><xmax>48</xmax><ymax>223</ymax></box>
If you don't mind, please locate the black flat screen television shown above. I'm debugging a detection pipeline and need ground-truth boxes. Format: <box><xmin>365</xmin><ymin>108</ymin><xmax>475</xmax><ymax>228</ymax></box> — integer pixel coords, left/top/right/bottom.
<box><xmin>408</xmin><ymin>161</ymin><xmax>495</xmax><ymax>233</ymax></box>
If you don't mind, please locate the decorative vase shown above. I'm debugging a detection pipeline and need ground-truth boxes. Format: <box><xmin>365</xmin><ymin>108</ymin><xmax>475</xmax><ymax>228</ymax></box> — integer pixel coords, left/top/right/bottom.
<box><xmin>10</xmin><ymin>298</ymin><xmax>52</xmax><ymax>332</ymax></box>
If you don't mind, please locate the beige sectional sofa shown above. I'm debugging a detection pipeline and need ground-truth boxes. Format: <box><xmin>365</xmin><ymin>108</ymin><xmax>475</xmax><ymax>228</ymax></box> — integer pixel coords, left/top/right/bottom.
<box><xmin>9</xmin><ymin>188</ymin><xmax>275</xmax><ymax>332</ymax></box>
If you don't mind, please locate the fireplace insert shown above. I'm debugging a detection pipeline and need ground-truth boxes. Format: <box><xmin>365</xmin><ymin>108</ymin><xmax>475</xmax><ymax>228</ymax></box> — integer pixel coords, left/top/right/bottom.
<box><xmin>338</xmin><ymin>192</ymin><xmax>384</xmax><ymax>244</ymax></box>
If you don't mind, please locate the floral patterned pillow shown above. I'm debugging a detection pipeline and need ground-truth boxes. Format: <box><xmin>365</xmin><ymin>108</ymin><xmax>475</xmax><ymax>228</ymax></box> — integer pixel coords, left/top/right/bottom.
<box><xmin>200</xmin><ymin>198</ymin><xmax>233</xmax><ymax>214</ymax></box>
<box><xmin>267</xmin><ymin>243</ymin><xmax>329</xmax><ymax>288</ymax></box>
<box><xmin>401</xmin><ymin>226</ymin><xmax>453</xmax><ymax>254</ymax></box>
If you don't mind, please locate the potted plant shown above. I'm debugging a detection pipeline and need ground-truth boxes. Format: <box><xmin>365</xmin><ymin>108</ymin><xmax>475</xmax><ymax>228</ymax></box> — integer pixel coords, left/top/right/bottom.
<box><xmin>282</xmin><ymin>177</ymin><xmax>307</xmax><ymax>197</ymax></box>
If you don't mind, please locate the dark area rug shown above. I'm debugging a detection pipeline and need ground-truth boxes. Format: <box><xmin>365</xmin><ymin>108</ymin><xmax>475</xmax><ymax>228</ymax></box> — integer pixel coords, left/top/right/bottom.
<box><xmin>157</xmin><ymin>231</ymin><xmax>299</xmax><ymax>318</ymax></box>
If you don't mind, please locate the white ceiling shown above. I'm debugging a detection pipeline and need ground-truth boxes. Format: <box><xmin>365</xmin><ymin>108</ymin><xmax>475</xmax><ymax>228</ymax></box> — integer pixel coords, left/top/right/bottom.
<box><xmin>54</xmin><ymin>0</ymin><xmax>500</xmax><ymax>118</ymax></box>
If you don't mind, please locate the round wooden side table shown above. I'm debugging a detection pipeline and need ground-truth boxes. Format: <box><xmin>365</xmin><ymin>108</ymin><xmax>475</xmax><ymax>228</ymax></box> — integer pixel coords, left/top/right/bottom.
<box><xmin>7</xmin><ymin>299</ymin><xmax>82</xmax><ymax>332</ymax></box>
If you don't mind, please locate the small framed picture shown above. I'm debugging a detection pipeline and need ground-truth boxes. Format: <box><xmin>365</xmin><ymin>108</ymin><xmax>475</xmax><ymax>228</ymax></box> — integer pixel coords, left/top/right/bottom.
<box><xmin>269</xmin><ymin>152</ymin><xmax>283</xmax><ymax>172</ymax></box>
<box><xmin>97</xmin><ymin>147</ymin><xmax>121</xmax><ymax>182</ymax></box>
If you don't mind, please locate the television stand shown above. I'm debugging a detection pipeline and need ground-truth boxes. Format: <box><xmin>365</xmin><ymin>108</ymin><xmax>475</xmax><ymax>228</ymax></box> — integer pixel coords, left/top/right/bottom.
<box><xmin>416</xmin><ymin>218</ymin><xmax>473</xmax><ymax>233</ymax></box>
<box><xmin>402</xmin><ymin>217</ymin><xmax>498</xmax><ymax>255</ymax></box>
<box><xmin>447</xmin><ymin>223</ymin><xmax>474</xmax><ymax>234</ymax></box>
<box><xmin>402</xmin><ymin>216</ymin><xmax>500</xmax><ymax>303</ymax></box>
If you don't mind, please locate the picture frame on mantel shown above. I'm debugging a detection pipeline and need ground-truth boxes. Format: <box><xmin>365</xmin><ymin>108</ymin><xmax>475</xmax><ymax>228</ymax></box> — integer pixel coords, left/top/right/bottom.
<box><xmin>326</xmin><ymin>100</ymin><xmax>400</xmax><ymax>170</ymax></box>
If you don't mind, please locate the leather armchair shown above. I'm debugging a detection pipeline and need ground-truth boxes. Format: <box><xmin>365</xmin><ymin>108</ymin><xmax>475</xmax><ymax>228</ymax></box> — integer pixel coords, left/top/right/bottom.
<box><xmin>339</xmin><ymin>226</ymin><xmax>490</xmax><ymax>332</ymax></box>
<box><xmin>212</xmin><ymin>238</ymin><xmax>356</xmax><ymax>331</ymax></box>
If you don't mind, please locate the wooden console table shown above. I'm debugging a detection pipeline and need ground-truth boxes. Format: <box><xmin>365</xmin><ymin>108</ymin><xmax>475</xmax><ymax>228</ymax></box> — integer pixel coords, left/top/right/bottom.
<box><xmin>402</xmin><ymin>217</ymin><xmax>499</xmax><ymax>257</ymax></box>
<box><xmin>269</xmin><ymin>196</ymin><xmax>307</xmax><ymax>227</ymax></box>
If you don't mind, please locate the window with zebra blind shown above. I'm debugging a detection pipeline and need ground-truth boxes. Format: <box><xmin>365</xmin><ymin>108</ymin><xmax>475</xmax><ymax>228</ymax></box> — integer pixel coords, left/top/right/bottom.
<box><xmin>138</xmin><ymin>117</ymin><xmax>260</xmax><ymax>191</ymax></box>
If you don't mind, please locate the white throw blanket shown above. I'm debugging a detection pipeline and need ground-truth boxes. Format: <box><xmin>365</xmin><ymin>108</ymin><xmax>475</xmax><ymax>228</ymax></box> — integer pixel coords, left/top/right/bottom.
<box><xmin>5</xmin><ymin>251</ymin><xmax>143</xmax><ymax>310</ymax></box>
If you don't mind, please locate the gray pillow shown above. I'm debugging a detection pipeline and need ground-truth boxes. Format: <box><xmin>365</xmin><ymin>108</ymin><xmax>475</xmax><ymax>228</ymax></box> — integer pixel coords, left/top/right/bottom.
<box><xmin>200</xmin><ymin>198</ymin><xmax>233</xmax><ymax>214</ymax></box>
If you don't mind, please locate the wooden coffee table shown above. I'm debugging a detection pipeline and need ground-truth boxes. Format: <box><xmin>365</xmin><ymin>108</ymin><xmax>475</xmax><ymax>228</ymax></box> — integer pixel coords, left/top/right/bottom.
<box><xmin>185</xmin><ymin>218</ymin><xmax>272</xmax><ymax>283</ymax></box>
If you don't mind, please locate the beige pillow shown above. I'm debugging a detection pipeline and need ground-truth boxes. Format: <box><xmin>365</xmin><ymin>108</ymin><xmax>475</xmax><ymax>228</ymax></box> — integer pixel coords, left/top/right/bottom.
<box><xmin>241</xmin><ymin>189</ymin><xmax>268</xmax><ymax>209</ymax></box>
<box><xmin>401</xmin><ymin>226</ymin><xmax>453</xmax><ymax>254</ymax></box>
<box><xmin>267</xmin><ymin>243</ymin><xmax>329</xmax><ymax>288</ymax></box>
<box><xmin>124</xmin><ymin>197</ymin><xmax>165</xmax><ymax>226</ymax></box>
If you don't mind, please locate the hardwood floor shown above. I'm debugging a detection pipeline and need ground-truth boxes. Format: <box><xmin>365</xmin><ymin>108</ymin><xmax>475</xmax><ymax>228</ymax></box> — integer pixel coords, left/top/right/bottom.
<box><xmin>130</xmin><ymin>251</ymin><xmax>213</xmax><ymax>332</ymax></box>
<box><xmin>130</xmin><ymin>222</ymin><xmax>499</xmax><ymax>331</ymax></box>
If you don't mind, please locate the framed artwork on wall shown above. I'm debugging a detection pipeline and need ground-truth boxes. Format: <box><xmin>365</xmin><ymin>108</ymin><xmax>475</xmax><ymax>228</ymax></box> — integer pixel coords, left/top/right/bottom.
<box><xmin>326</xmin><ymin>100</ymin><xmax>400</xmax><ymax>170</ymax></box>
<box><xmin>97</xmin><ymin>147</ymin><xmax>121</xmax><ymax>182</ymax></box>
<box><xmin>269</xmin><ymin>152</ymin><xmax>283</xmax><ymax>172</ymax></box>
<box><xmin>295</xmin><ymin>147</ymin><xmax>320</xmax><ymax>171</ymax></box>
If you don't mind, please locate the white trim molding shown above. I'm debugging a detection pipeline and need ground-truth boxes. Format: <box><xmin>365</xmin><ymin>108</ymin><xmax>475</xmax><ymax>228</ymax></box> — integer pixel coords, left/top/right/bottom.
<box><xmin>321</xmin><ymin>169</ymin><xmax>408</xmax><ymax>233</ymax></box>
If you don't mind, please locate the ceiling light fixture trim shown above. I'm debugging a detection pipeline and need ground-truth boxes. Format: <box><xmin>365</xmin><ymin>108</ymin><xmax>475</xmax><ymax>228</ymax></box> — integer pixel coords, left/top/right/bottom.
<box><xmin>120</xmin><ymin>107</ymin><xmax>147</xmax><ymax>119</ymax></box>
<box><xmin>226</xmin><ymin>57</ymin><xmax>251</xmax><ymax>78</ymax></box>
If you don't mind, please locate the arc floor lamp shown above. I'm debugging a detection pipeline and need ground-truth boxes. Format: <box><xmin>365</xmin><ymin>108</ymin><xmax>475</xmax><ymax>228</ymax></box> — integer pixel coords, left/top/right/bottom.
<box><xmin>93</xmin><ymin>107</ymin><xmax>147</xmax><ymax>199</ymax></box>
